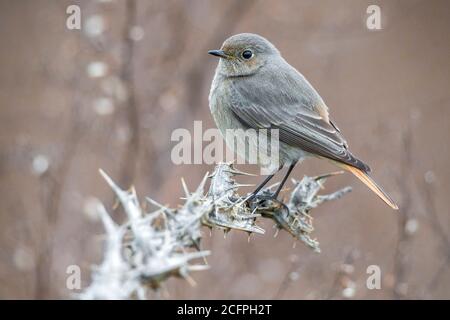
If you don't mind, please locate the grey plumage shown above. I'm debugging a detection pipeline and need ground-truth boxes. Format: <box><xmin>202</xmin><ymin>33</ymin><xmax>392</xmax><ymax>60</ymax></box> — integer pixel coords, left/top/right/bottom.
<box><xmin>208</xmin><ymin>33</ymin><xmax>397</xmax><ymax>209</ymax></box>
<box><xmin>209</xmin><ymin>33</ymin><xmax>368</xmax><ymax>172</ymax></box>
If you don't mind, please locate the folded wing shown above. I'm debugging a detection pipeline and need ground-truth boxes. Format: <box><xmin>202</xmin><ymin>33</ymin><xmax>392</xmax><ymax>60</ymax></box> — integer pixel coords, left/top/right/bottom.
<box><xmin>228</xmin><ymin>73</ymin><xmax>371</xmax><ymax>172</ymax></box>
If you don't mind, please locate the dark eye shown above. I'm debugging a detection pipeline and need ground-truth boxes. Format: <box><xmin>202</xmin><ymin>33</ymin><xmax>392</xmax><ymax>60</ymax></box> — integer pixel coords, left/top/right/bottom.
<box><xmin>242</xmin><ymin>50</ymin><xmax>253</xmax><ymax>59</ymax></box>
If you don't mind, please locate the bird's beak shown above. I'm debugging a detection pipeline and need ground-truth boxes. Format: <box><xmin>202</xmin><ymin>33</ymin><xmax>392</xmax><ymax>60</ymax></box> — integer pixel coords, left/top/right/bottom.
<box><xmin>208</xmin><ymin>49</ymin><xmax>229</xmax><ymax>59</ymax></box>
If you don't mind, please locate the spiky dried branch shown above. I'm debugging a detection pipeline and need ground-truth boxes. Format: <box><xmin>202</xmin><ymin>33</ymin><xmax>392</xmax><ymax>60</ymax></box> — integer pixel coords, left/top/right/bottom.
<box><xmin>81</xmin><ymin>163</ymin><xmax>351</xmax><ymax>299</ymax></box>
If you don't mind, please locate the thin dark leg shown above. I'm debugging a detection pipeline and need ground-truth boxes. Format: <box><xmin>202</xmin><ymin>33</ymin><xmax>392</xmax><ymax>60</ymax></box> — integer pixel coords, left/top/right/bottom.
<box><xmin>247</xmin><ymin>174</ymin><xmax>275</xmax><ymax>201</ymax></box>
<box><xmin>273</xmin><ymin>162</ymin><xmax>297</xmax><ymax>199</ymax></box>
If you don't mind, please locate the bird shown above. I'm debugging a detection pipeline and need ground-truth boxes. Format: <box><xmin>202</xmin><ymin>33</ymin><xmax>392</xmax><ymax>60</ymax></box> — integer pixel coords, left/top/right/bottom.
<box><xmin>208</xmin><ymin>33</ymin><xmax>398</xmax><ymax>210</ymax></box>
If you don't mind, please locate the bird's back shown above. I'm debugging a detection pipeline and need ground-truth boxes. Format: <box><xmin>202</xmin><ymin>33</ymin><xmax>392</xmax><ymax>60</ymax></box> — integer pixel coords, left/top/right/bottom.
<box><xmin>216</xmin><ymin>57</ymin><xmax>370</xmax><ymax>173</ymax></box>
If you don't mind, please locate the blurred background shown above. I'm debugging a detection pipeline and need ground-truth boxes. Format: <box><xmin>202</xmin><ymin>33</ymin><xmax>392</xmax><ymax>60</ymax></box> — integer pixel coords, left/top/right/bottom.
<box><xmin>1</xmin><ymin>0</ymin><xmax>449</xmax><ymax>299</ymax></box>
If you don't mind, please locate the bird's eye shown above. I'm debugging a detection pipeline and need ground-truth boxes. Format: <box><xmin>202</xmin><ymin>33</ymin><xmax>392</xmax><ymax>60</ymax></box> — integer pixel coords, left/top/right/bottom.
<box><xmin>242</xmin><ymin>50</ymin><xmax>253</xmax><ymax>60</ymax></box>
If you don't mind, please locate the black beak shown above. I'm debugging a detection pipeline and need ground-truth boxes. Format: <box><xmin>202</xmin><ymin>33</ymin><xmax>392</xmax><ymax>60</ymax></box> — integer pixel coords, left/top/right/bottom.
<box><xmin>208</xmin><ymin>50</ymin><xmax>228</xmax><ymax>58</ymax></box>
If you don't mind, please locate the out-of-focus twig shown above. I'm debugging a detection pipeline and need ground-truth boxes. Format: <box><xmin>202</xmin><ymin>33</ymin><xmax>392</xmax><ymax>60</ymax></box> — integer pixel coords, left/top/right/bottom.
<box><xmin>325</xmin><ymin>249</ymin><xmax>359</xmax><ymax>300</ymax></box>
<box><xmin>119</xmin><ymin>0</ymin><xmax>140</xmax><ymax>187</ymax></box>
<box><xmin>392</xmin><ymin>125</ymin><xmax>415</xmax><ymax>299</ymax></box>
<box><xmin>392</xmin><ymin>119</ymin><xmax>449</xmax><ymax>299</ymax></box>
<box><xmin>422</xmin><ymin>177</ymin><xmax>450</xmax><ymax>294</ymax></box>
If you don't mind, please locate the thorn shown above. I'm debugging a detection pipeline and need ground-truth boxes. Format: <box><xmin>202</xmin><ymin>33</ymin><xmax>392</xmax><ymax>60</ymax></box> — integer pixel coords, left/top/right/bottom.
<box><xmin>274</xmin><ymin>228</ymin><xmax>280</xmax><ymax>238</ymax></box>
<box><xmin>181</xmin><ymin>177</ymin><xmax>190</xmax><ymax>197</ymax></box>
<box><xmin>145</xmin><ymin>197</ymin><xmax>167</xmax><ymax>210</ymax></box>
<box><xmin>129</xmin><ymin>185</ymin><xmax>137</xmax><ymax>196</ymax></box>
<box><xmin>195</xmin><ymin>172</ymin><xmax>209</xmax><ymax>194</ymax></box>
<box><xmin>234</xmin><ymin>184</ymin><xmax>255</xmax><ymax>188</ymax></box>
<box><xmin>266</xmin><ymin>182</ymin><xmax>280</xmax><ymax>190</ymax></box>
<box><xmin>227</xmin><ymin>167</ymin><xmax>256</xmax><ymax>177</ymax></box>
<box><xmin>188</xmin><ymin>264</ymin><xmax>210</xmax><ymax>272</ymax></box>
<box><xmin>236</xmin><ymin>195</ymin><xmax>251</xmax><ymax>207</ymax></box>
<box><xmin>314</xmin><ymin>171</ymin><xmax>344</xmax><ymax>181</ymax></box>
<box><xmin>192</xmin><ymin>237</ymin><xmax>201</xmax><ymax>251</ymax></box>
<box><xmin>112</xmin><ymin>197</ymin><xmax>120</xmax><ymax>210</ymax></box>
<box><xmin>292</xmin><ymin>241</ymin><xmax>297</xmax><ymax>249</ymax></box>
<box><xmin>318</xmin><ymin>180</ymin><xmax>325</xmax><ymax>189</ymax></box>
<box><xmin>97</xmin><ymin>203</ymin><xmax>119</xmax><ymax>234</ymax></box>
<box><xmin>247</xmin><ymin>232</ymin><xmax>252</xmax><ymax>243</ymax></box>
<box><xmin>184</xmin><ymin>274</ymin><xmax>197</xmax><ymax>287</ymax></box>
<box><xmin>98</xmin><ymin>168</ymin><xmax>111</xmax><ymax>183</ymax></box>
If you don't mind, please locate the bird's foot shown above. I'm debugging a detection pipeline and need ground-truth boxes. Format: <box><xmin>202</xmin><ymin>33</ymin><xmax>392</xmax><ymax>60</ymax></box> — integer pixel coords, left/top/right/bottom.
<box><xmin>246</xmin><ymin>191</ymin><xmax>289</xmax><ymax>213</ymax></box>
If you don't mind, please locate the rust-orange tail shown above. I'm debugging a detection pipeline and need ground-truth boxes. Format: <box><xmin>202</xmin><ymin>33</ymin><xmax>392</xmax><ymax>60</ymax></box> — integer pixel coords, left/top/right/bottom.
<box><xmin>336</xmin><ymin>162</ymin><xmax>398</xmax><ymax>210</ymax></box>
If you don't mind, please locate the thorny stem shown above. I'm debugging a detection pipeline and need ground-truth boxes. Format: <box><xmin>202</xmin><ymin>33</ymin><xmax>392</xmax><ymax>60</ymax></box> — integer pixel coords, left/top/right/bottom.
<box><xmin>81</xmin><ymin>163</ymin><xmax>351</xmax><ymax>299</ymax></box>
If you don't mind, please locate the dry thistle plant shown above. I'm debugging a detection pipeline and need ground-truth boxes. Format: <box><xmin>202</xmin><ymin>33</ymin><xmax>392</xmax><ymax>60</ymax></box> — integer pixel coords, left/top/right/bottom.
<box><xmin>80</xmin><ymin>163</ymin><xmax>351</xmax><ymax>299</ymax></box>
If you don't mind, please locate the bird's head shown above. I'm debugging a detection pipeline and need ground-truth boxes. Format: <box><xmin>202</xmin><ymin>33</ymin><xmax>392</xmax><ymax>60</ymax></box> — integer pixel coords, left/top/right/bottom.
<box><xmin>208</xmin><ymin>33</ymin><xmax>280</xmax><ymax>77</ymax></box>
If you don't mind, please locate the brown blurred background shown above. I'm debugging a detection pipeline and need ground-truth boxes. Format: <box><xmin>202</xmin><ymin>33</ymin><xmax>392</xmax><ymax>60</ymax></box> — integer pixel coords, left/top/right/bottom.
<box><xmin>0</xmin><ymin>0</ymin><xmax>449</xmax><ymax>299</ymax></box>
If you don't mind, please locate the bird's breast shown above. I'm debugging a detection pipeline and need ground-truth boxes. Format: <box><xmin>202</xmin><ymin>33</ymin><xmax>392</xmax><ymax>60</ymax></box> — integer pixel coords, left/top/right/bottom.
<box><xmin>209</xmin><ymin>77</ymin><xmax>243</xmax><ymax>133</ymax></box>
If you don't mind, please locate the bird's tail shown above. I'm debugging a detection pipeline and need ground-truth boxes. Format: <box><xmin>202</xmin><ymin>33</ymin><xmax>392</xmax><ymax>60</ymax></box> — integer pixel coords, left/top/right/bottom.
<box><xmin>335</xmin><ymin>162</ymin><xmax>398</xmax><ymax>210</ymax></box>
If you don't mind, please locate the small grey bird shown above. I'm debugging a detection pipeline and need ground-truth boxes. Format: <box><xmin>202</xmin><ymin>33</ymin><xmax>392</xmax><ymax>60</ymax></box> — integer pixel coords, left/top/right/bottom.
<box><xmin>208</xmin><ymin>33</ymin><xmax>398</xmax><ymax>209</ymax></box>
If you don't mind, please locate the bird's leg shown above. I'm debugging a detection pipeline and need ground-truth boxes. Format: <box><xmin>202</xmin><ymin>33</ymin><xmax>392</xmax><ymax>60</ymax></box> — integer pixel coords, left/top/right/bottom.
<box><xmin>246</xmin><ymin>174</ymin><xmax>275</xmax><ymax>201</ymax></box>
<box><xmin>272</xmin><ymin>162</ymin><xmax>297</xmax><ymax>199</ymax></box>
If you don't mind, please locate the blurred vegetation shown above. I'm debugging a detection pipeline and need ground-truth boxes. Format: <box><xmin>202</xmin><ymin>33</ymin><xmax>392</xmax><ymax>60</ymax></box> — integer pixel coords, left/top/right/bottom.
<box><xmin>0</xmin><ymin>0</ymin><xmax>449</xmax><ymax>299</ymax></box>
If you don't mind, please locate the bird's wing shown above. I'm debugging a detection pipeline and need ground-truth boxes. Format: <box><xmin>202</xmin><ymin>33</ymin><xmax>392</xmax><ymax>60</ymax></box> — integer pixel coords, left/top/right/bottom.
<box><xmin>228</xmin><ymin>72</ymin><xmax>370</xmax><ymax>172</ymax></box>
